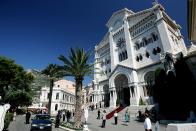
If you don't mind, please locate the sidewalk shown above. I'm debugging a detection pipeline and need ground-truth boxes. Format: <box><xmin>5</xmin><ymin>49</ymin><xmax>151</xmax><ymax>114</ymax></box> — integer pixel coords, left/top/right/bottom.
<box><xmin>85</xmin><ymin>110</ymin><xmax>167</xmax><ymax>131</ymax></box>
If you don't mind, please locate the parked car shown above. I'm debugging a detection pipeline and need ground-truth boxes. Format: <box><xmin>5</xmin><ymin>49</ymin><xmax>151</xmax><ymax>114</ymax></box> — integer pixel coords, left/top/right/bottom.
<box><xmin>30</xmin><ymin>114</ymin><xmax>52</xmax><ymax>131</ymax></box>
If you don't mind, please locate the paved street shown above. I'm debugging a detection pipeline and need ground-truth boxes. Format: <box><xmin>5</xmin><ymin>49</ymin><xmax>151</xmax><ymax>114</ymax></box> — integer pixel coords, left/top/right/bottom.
<box><xmin>8</xmin><ymin>115</ymin><xmax>64</xmax><ymax>131</ymax></box>
<box><xmin>9</xmin><ymin>110</ymin><xmax>167</xmax><ymax>131</ymax></box>
<box><xmin>85</xmin><ymin>110</ymin><xmax>167</xmax><ymax>131</ymax></box>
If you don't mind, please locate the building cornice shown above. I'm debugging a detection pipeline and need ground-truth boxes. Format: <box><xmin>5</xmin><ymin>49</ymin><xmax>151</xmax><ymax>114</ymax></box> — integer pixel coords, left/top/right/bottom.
<box><xmin>127</xmin><ymin>4</ymin><xmax>164</xmax><ymax>21</ymax></box>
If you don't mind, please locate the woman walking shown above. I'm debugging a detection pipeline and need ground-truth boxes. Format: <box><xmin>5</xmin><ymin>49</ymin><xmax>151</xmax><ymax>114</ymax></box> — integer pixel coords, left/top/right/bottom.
<box><xmin>124</xmin><ymin>110</ymin><xmax>129</xmax><ymax>126</ymax></box>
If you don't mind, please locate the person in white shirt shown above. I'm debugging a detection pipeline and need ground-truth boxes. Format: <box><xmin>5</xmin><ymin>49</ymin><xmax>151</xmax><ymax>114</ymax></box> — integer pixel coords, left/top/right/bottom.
<box><xmin>144</xmin><ymin>113</ymin><xmax>152</xmax><ymax>131</ymax></box>
<box><xmin>114</xmin><ymin>111</ymin><xmax>118</xmax><ymax>125</ymax></box>
<box><xmin>84</xmin><ymin>107</ymin><xmax>89</xmax><ymax>124</ymax></box>
<box><xmin>101</xmin><ymin>110</ymin><xmax>107</xmax><ymax>128</ymax></box>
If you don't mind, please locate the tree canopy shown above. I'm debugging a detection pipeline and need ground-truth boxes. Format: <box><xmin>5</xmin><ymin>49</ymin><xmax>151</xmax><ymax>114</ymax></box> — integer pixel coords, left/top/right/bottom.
<box><xmin>153</xmin><ymin>55</ymin><xmax>196</xmax><ymax>120</ymax></box>
<box><xmin>0</xmin><ymin>56</ymin><xmax>34</xmax><ymax>108</ymax></box>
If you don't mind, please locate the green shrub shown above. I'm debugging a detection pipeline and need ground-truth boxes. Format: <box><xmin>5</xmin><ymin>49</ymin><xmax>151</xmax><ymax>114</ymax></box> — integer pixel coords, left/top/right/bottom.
<box><xmin>61</xmin><ymin>122</ymin><xmax>83</xmax><ymax>130</ymax></box>
<box><xmin>139</xmin><ymin>97</ymin><xmax>146</xmax><ymax>106</ymax></box>
<box><xmin>4</xmin><ymin>112</ymin><xmax>14</xmax><ymax>130</ymax></box>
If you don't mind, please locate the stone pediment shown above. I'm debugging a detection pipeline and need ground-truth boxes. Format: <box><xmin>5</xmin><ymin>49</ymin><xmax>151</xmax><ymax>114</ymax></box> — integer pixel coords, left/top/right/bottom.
<box><xmin>106</xmin><ymin>8</ymin><xmax>134</xmax><ymax>30</ymax></box>
<box><xmin>109</xmin><ymin>64</ymin><xmax>136</xmax><ymax>79</ymax></box>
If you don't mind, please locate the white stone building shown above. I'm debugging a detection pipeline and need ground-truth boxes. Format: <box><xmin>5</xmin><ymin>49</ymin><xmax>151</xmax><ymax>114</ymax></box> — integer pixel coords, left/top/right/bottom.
<box><xmin>83</xmin><ymin>83</ymin><xmax>94</xmax><ymax>105</ymax></box>
<box><xmin>92</xmin><ymin>2</ymin><xmax>188</xmax><ymax>108</ymax></box>
<box><xmin>40</xmin><ymin>79</ymin><xmax>75</xmax><ymax>116</ymax></box>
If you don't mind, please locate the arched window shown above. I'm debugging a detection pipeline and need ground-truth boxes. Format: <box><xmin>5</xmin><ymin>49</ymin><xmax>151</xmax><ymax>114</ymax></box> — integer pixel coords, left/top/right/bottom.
<box><xmin>148</xmin><ymin>38</ymin><xmax>153</xmax><ymax>43</ymax></box>
<box><xmin>55</xmin><ymin>104</ymin><xmax>58</xmax><ymax>111</ymax></box>
<box><xmin>140</xmin><ymin>42</ymin><xmax>144</xmax><ymax>47</ymax></box>
<box><xmin>125</xmin><ymin>50</ymin><xmax>128</xmax><ymax>59</ymax></box>
<box><xmin>56</xmin><ymin>93</ymin><xmax>59</xmax><ymax>100</ymax></box>
<box><xmin>143</xmin><ymin>38</ymin><xmax>148</xmax><ymax>45</ymax></box>
<box><xmin>122</xmin><ymin>52</ymin><xmax>125</xmax><ymax>60</ymax></box>
<box><xmin>153</xmin><ymin>48</ymin><xmax>157</xmax><ymax>55</ymax></box>
<box><xmin>136</xmin><ymin>56</ymin><xmax>139</xmax><ymax>62</ymax></box>
<box><xmin>152</xmin><ymin>33</ymin><xmax>158</xmax><ymax>41</ymax></box>
<box><xmin>139</xmin><ymin>55</ymin><xmax>143</xmax><ymax>60</ymax></box>
<box><xmin>157</xmin><ymin>47</ymin><xmax>161</xmax><ymax>53</ymax></box>
<box><xmin>146</xmin><ymin>51</ymin><xmax>150</xmax><ymax>58</ymax></box>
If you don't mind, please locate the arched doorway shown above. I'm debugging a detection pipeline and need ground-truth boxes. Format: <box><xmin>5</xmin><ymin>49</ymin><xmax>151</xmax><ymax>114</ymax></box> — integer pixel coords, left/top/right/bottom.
<box><xmin>114</xmin><ymin>74</ymin><xmax>130</xmax><ymax>106</ymax></box>
<box><xmin>103</xmin><ymin>85</ymin><xmax>110</xmax><ymax>107</ymax></box>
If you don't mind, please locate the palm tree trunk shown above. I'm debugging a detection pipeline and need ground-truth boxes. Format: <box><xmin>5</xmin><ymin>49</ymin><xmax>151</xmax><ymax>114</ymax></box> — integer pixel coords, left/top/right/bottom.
<box><xmin>74</xmin><ymin>78</ymin><xmax>83</xmax><ymax>128</ymax></box>
<box><xmin>48</xmin><ymin>79</ymin><xmax>54</xmax><ymax>115</ymax></box>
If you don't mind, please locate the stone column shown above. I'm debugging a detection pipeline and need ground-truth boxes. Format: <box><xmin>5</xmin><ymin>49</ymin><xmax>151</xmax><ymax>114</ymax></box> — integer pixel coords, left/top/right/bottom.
<box><xmin>113</xmin><ymin>90</ymin><xmax>117</xmax><ymax>107</ymax></box>
<box><xmin>123</xmin><ymin>15</ymin><xmax>137</xmax><ymax>68</ymax></box>
<box><xmin>109</xmin><ymin>90</ymin><xmax>115</xmax><ymax>107</ymax></box>
<box><xmin>109</xmin><ymin>27</ymin><xmax>118</xmax><ymax>71</ymax></box>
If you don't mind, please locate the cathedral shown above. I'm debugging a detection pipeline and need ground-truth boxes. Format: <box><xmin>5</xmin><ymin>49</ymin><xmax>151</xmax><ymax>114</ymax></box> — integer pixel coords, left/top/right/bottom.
<box><xmin>91</xmin><ymin>2</ymin><xmax>190</xmax><ymax>108</ymax></box>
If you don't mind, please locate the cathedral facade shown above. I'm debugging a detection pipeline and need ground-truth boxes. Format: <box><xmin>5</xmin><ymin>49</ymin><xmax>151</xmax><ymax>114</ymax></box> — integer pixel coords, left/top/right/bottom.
<box><xmin>92</xmin><ymin>3</ymin><xmax>188</xmax><ymax>107</ymax></box>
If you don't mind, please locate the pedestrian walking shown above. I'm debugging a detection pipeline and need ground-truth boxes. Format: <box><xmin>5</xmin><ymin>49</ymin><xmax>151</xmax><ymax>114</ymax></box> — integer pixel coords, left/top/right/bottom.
<box><xmin>84</xmin><ymin>107</ymin><xmax>89</xmax><ymax>124</ymax></box>
<box><xmin>144</xmin><ymin>113</ymin><xmax>152</xmax><ymax>131</ymax></box>
<box><xmin>114</xmin><ymin>111</ymin><xmax>118</xmax><ymax>125</ymax></box>
<box><xmin>62</xmin><ymin>111</ymin><xmax>65</xmax><ymax>121</ymax></box>
<box><xmin>101</xmin><ymin>110</ymin><xmax>106</xmax><ymax>128</ymax></box>
<box><xmin>66</xmin><ymin>110</ymin><xmax>71</xmax><ymax>122</ymax></box>
<box><xmin>25</xmin><ymin>110</ymin><xmax>31</xmax><ymax>124</ymax></box>
<box><xmin>97</xmin><ymin>109</ymin><xmax>101</xmax><ymax>119</ymax></box>
<box><xmin>55</xmin><ymin>111</ymin><xmax>61</xmax><ymax>128</ymax></box>
<box><xmin>124</xmin><ymin>110</ymin><xmax>129</xmax><ymax>126</ymax></box>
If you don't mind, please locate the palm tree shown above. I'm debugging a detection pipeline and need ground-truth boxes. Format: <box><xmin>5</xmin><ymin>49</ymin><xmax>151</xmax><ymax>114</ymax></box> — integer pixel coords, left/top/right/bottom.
<box><xmin>58</xmin><ymin>48</ymin><xmax>93</xmax><ymax>128</ymax></box>
<box><xmin>42</xmin><ymin>64</ymin><xmax>61</xmax><ymax>115</ymax></box>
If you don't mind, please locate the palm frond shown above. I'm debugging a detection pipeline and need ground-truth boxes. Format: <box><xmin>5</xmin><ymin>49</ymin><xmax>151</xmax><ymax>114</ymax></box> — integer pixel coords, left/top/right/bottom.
<box><xmin>58</xmin><ymin>48</ymin><xmax>94</xmax><ymax>79</ymax></box>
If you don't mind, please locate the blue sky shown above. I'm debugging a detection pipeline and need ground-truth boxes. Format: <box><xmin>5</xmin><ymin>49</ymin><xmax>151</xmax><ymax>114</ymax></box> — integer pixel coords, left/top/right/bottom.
<box><xmin>0</xmin><ymin>0</ymin><xmax>187</xmax><ymax>85</ymax></box>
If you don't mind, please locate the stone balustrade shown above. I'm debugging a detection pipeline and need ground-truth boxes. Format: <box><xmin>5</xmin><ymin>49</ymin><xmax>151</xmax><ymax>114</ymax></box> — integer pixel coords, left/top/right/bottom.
<box><xmin>166</xmin><ymin>123</ymin><xmax>196</xmax><ymax>131</ymax></box>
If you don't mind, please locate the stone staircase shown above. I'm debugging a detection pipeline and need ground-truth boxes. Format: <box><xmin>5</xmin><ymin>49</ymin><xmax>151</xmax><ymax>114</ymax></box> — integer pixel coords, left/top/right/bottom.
<box><xmin>106</xmin><ymin>106</ymin><xmax>126</xmax><ymax>119</ymax></box>
<box><xmin>104</xmin><ymin>105</ymin><xmax>154</xmax><ymax>120</ymax></box>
